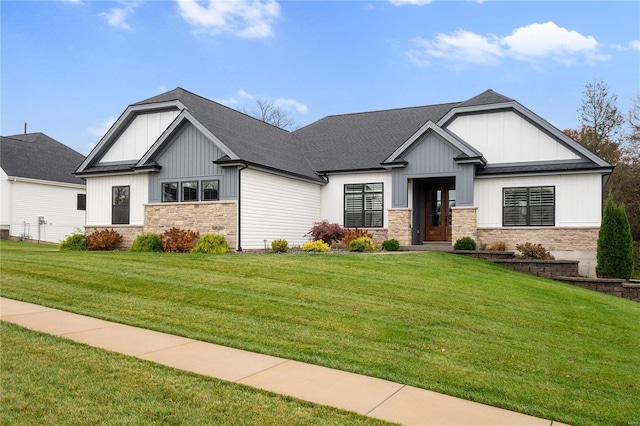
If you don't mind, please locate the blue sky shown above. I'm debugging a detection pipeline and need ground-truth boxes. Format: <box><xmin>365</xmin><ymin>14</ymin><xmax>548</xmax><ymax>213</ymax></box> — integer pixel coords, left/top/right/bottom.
<box><xmin>2</xmin><ymin>0</ymin><xmax>639</xmax><ymax>155</ymax></box>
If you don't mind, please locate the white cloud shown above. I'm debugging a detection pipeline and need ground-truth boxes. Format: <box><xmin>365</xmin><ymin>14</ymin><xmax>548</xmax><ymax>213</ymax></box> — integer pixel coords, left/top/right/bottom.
<box><xmin>89</xmin><ymin>117</ymin><xmax>117</xmax><ymax>139</ymax></box>
<box><xmin>389</xmin><ymin>0</ymin><xmax>433</xmax><ymax>5</ymax></box>
<box><xmin>176</xmin><ymin>0</ymin><xmax>280</xmax><ymax>38</ymax></box>
<box><xmin>408</xmin><ymin>21</ymin><xmax>609</xmax><ymax>68</ymax></box>
<box><xmin>100</xmin><ymin>1</ymin><xmax>143</xmax><ymax>30</ymax></box>
<box><xmin>629</xmin><ymin>40</ymin><xmax>640</xmax><ymax>51</ymax></box>
<box><xmin>275</xmin><ymin>98</ymin><xmax>307</xmax><ymax>114</ymax></box>
<box><xmin>155</xmin><ymin>85</ymin><xmax>168</xmax><ymax>94</ymax></box>
<box><xmin>215</xmin><ymin>97</ymin><xmax>239</xmax><ymax>106</ymax></box>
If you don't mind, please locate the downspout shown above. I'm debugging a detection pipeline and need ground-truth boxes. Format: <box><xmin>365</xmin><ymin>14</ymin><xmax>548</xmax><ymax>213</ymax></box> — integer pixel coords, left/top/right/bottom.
<box><xmin>237</xmin><ymin>163</ymin><xmax>248</xmax><ymax>252</ymax></box>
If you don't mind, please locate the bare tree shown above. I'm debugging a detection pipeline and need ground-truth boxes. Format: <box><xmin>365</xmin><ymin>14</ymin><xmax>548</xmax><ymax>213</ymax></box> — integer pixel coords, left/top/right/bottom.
<box><xmin>244</xmin><ymin>97</ymin><xmax>296</xmax><ymax>130</ymax></box>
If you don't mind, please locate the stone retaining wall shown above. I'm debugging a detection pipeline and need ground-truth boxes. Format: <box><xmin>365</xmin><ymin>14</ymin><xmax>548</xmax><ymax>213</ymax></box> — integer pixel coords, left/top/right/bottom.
<box><xmin>555</xmin><ymin>277</ymin><xmax>640</xmax><ymax>303</ymax></box>
<box><xmin>492</xmin><ymin>259</ymin><xmax>580</xmax><ymax>278</ymax></box>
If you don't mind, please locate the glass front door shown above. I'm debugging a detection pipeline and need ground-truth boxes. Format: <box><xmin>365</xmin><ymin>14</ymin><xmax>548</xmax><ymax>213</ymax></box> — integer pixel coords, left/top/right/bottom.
<box><xmin>424</xmin><ymin>185</ymin><xmax>455</xmax><ymax>241</ymax></box>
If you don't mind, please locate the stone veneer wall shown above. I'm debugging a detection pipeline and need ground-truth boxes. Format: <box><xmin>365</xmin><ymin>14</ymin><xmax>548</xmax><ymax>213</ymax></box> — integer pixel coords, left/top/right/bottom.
<box><xmin>387</xmin><ymin>208</ymin><xmax>412</xmax><ymax>246</ymax></box>
<box><xmin>144</xmin><ymin>201</ymin><xmax>237</xmax><ymax>249</ymax></box>
<box><xmin>359</xmin><ymin>228</ymin><xmax>389</xmax><ymax>246</ymax></box>
<box><xmin>451</xmin><ymin>206</ymin><xmax>478</xmax><ymax>244</ymax></box>
<box><xmin>555</xmin><ymin>277</ymin><xmax>640</xmax><ymax>303</ymax></box>
<box><xmin>84</xmin><ymin>225</ymin><xmax>144</xmax><ymax>248</ymax></box>
<box><xmin>476</xmin><ymin>227</ymin><xmax>599</xmax><ymax>251</ymax></box>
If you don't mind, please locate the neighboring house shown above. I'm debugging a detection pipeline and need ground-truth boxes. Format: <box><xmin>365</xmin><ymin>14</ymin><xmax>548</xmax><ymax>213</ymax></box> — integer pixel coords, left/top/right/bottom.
<box><xmin>75</xmin><ymin>88</ymin><xmax>612</xmax><ymax>276</ymax></box>
<box><xmin>1</xmin><ymin>132</ymin><xmax>86</xmax><ymax>243</ymax></box>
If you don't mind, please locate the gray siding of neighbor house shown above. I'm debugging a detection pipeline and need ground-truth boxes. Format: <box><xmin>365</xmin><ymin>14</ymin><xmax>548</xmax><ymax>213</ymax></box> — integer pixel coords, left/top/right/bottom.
<box><xmin>391</xmin><ymin>132</ymin><xmax>475</xmax><ymax>208</ymax></box>
<box><xmin>148</xmin><ymin>123</ymin><xmax>237</xmax><ymax>203</ymax></box>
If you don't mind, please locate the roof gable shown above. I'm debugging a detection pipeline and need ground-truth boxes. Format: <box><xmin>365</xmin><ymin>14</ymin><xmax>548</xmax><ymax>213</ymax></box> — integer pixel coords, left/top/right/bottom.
<box><xmin>1</xmin><ymin>133</ymin><xmax>85</xmax><ymax>185</ymax></box>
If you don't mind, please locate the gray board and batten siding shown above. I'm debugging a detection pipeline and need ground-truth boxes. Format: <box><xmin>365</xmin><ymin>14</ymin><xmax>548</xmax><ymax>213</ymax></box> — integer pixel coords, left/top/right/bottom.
<box><xmin>391</xmin><ymin>131</ymin><xmax>475</xmax><ymax>208</ymax></box>
<box><xmin>148</xmin><ymin>123</ymin><xmax>237</xmax><ymax>203</ymax></box>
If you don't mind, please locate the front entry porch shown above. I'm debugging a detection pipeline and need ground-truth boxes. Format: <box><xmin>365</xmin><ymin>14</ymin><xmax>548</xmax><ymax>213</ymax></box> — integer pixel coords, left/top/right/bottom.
<box><xmin>412</xmin><ymin>178</ymin><xmax>456</xmax><ymax>245</ymax></box>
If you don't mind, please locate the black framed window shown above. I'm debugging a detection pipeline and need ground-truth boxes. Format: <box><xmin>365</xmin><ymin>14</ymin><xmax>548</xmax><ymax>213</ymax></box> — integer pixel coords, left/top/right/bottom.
<box><xmin>112</xmin><ymin>186</ymin><xmax>130</xmax><ymax>225</ymax></box>
<box><xmin>344</xmin><ymin>183</ymin><xmax>383</xmax><ymax>228</ymax></box>
<box><xmin>162</xmin><ymin>182</ymin><xmax>178</xmax><ymax>202</ymax></box>
<box><xmin>181</xmin><ymin>181</ymin><xmax>198</xmax><ymax>202</ymax></box>
<box><xmin>202</xmin><ymin>180</ymin><xmax>219</xmax><ymax>201</ymax></box>
<box><xmin>503</xmin><ymin>186</ymin><xmax>555</xmax><ymax>226</ymax></box>
<box><xmin>77</xmin><ymin>193</ymin><xmax>86</xmax><ymax>211</ymax></box>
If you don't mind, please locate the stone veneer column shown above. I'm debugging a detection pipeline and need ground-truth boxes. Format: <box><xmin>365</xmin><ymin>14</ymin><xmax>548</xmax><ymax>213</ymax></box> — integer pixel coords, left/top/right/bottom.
<box><xmin>451</xmin><ymin>206</ymin><xmax>478</xmax><ymax>244</ymax></box>
<box><xmin>387</xmin><ymin>208</ymin><xmax>412</xmax><ymax>246</ymax></box>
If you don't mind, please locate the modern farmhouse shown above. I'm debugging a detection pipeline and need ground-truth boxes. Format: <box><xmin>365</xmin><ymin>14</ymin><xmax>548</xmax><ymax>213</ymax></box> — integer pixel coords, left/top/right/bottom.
<box><xmin>75</xmin><ymin>88</ymin><xmax>612</xmax><ymax>276</ymax></box>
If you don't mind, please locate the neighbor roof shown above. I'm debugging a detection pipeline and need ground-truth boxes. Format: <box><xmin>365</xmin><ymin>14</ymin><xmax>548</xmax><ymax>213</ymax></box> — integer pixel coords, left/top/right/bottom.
<box><xmin>1</xmin><ymin>133</ymin><xmax>85</xmax><ymax>185</ymax></box>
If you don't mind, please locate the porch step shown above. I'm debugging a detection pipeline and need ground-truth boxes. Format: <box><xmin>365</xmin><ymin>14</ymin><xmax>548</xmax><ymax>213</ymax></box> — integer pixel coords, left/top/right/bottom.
<box><xmin>400</xmin><ymin>242</ymin><xmax>453</xmax><ymax>252</ymax></box>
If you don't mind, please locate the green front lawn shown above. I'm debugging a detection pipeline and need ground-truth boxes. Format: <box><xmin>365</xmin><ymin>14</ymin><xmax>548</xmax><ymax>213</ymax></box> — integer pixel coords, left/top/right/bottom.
<box><xmin>0</xmin><ymin>323</ymin><xmax>389</xmax><ymax>425</ymax></box>
<box><xmin>2</xmin><ymin>241</ymin><xmax>639</xmax><ymax>425</ymax></box>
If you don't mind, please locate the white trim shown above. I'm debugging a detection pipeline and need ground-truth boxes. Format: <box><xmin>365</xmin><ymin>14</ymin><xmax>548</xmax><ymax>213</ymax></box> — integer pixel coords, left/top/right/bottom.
<box><xmin>5</xmin><ymin>176</ymin><xmax>85</xmax><ymax>189</ymax></box>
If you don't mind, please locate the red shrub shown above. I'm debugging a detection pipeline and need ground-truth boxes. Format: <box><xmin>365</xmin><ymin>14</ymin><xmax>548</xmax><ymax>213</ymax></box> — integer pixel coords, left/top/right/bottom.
<box><xmin>342</xmin><ymin>228</ymin><xmax>372</xmax><ymax>246</ymax></box>
<box><xmin>162</xmin><ymin>227</ymin><xmax>200</xmax><ymax>252</ymax></box>
<box><xmin>86</xmin><ymin>229</ymin><xmax>123</xmax><ymax>251</ymax></box>
<box><xmin>305</xmin><ymin>220</ymin><xmax>346</xmax><ymax>246</ymax></box>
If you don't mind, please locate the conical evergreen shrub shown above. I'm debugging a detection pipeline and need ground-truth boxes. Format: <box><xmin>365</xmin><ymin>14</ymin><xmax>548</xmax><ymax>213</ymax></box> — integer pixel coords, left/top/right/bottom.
<box><xmin>596</xmin><ymin>194</ymin><xmax>633</xmax><ymax>279</ymax></box>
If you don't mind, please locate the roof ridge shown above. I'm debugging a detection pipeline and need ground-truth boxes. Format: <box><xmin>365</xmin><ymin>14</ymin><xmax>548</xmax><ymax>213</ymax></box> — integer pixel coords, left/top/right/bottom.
<box><xmin>321</xmin><ymin>101</ymin><xmax>462</xmax><ymax>120</ymax></box>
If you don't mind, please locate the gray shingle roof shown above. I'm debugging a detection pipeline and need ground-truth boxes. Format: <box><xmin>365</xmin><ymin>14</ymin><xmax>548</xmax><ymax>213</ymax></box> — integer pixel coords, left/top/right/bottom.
<box><xmin>1</xmin><ymin>133</ymin><xmax>85</xmax><ymax>185</ymax></box>
<box><xmin>456</xmin><ymin>89</ymin><xmax>514</xmax><ymax>108</ymax></box>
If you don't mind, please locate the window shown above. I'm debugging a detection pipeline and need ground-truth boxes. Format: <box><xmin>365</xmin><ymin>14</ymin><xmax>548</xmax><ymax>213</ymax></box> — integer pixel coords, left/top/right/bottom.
<box><xmin>344</xmin><ymin>183</ymin><xmax>383</xmax><ymax>228</ymax></box>
<box><xmin>181</xmin><ymin>181</ymin><xmax>198</xmax><ymax>202</ymax></box>
<box><xmin>503</xmin><ymin>186</ymin><xmax>555</xmax><ymax>226</ymax></box>
<box><xmin>112</xmin><ymin>186</ymin><xmax>130</xmax><ymax>225</ymax></box>
<box><xmin>162</xmin><ymin>182</ymin><xmax>178</xmax><ymax>202</ymax></box>
<box><xmin>77</xmin><ymin>194</ymin><xmax>86</xmax><ymax>211</ymax></box>
<box><xmin>202</xmin><ymin>180</ymin><xmax>219</xmax><ymax>201</ymax></box>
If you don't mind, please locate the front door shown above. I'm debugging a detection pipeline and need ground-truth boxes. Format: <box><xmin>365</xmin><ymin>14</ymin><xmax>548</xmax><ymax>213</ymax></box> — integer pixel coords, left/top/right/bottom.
<box><xmin>424</xmin><ymin>184</ymin><xmax>456</xmax><ymax>241</ymax></box>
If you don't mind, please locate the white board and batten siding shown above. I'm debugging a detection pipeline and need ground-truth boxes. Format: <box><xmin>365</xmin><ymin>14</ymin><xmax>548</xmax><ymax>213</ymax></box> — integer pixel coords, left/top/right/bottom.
<box><xmin>446</xmin><ymin>111</ymin><xmax>580</xmax><ymax>164</ymax></box>
<box><xmin>85</xmin><ymin>174</ymin><xmax>148</xmax><ymax>226</ymax></box>
<box><xmin>475</xmin><ymin>173</ymin><xmax>602</xmax><ymax>228</ymax></box>
<box><xmin>3</xmin><ymin>178</ymin><xmax>86</xmax><ymax>243</ymax></box>
<box><xmin>100</xmin><ymin>110</ymin><xmax>180</xmax><ymax>163</ymax></box>
<box><xmin>240</xmin><ymin>169</ymin><xmax>322</xmax><ymax>249</ymax></box>
<box><xmin>321</xmin><ymin>171</ymin><xmax>392</xmax><ymax>227</ymax></box>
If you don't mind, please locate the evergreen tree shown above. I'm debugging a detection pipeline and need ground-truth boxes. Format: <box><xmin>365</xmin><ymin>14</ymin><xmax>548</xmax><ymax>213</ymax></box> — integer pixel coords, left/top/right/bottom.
<box><xmin>596</xmin><ymin>194</ymin><xmax>634</xmax><ymax>279</ymax></box>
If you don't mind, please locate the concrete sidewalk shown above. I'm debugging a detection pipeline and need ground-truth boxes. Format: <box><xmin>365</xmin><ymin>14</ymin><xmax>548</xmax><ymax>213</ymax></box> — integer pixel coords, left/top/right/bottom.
<box><xmin>1</xmin><ymin>297</ymin><xmax>566</xmax><ymax>425</ymax></box>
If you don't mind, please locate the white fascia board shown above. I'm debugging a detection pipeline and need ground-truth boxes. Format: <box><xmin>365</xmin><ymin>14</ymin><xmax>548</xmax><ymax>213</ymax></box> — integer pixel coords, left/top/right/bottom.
<box><xmin>474</xmin><ymin>169</ymin><xmax>611</xmax><ymax>179</ymax></box>
<box><xmin>6</xmin><ymin>176</ymin><xmax>86</xmax><ymax>189</ymax></box>
<box><xmin>77</xmin><ymin>100</ymin><xmax>186</xmax><ymax>173</ymax></box>
<box><xmin>136</xmin><ymin>110</ymin><xmax>239</xmax><ymax>167</ymax></box>
<box><xmin>438</xmin><ymin>101</ymin><xmax>611</xmax><ymax>168</ymax></box>
<box><xmin>383</xmin><ymin>120</ymin><xmax>483</xmax><ymax>163</ymax></box>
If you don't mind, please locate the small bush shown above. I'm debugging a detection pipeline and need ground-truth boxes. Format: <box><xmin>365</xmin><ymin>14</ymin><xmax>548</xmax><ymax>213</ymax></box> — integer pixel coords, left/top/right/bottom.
<box><xmin>349</xmin><ymin>237</ymin><xmax>376</xmax><ymax>252</ymax></box>
<box><xmin>381</xmin><ymin>239</ymin><xmax>400</xmax><ymax>251</ymax></box>
<box><xmin>129</xmin><ymin>233</ymin><xmax>163</xmax><ymax>252</ymax></box>
<box><xmin>59</xmin><ymin>233</ymin><xmax>86</xmax><ymax>251</ymax></box>
<box><xmin>453</xmin><ymin>237</ymin><xmax>476</xmax><ymax>250</ymax></box>
<box><xmin>302</xmin><ymin>240</ymin><xmax>331</xmax><ymax>252</ymax></box>
<box><xmin>342</xmin><ymin>228</ymin><xmax>372</xmax><ymax>246</ymax></box>
<box><xmin>487</xmin><ymin>240</ymin><xmax>508</xmax><ymax>251</ymax></box>
<box><xmin>192</xmin><ymin>234</ymin><xmax>229</xmax><ymax>254</ymax></box>
<box><xmin>516</xmin><ymin>242</ymin><xmax>554</xmax><ymax>260</ymax></box>
<box><xmin>162</xmin><ymin>227</ymin><xmax>200</xmax><ymax>253</ymax></box>
<box><xmin>306</xmin><ymin>220</ymin><xmax>345</xmax><ymax>246</ymax></box>
<box><xmin>596</xmin><ymin>194</ymin><xmax>634</xmax><ymax>279</ymax></box>
<box><xmin>271</xmin><ymin>239</ymin><xmax>289</xmax><ymax>253</ymax></box>
<box><xmin>86</xmin><ymin>229</ymin><xmax>123</xmax><ymax>251</ymax></box>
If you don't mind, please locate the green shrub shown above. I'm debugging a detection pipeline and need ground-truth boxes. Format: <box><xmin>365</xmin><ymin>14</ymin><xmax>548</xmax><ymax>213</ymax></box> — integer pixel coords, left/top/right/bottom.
<box><xmin>86</xmin><ymin>229</ymin><xmax>123</xmax><ymax>251</ymax></box>
<box><xmin>191</xmin><ymin>235</ymin><xmax>229</xmax><ymax>254</ymax></box>
<box><xmin>349</xmin><ymin>237</ymin><xmax>376</xmax><ymax>252</ymax></box>
<box><xmin>381</xmin><ymin>239</ymin><xmax>400</xmax><ymax>251</ymax></box>
<box><xmin>597</xmin><ymin>194</ymin><xmax>634</xmax><ymax>279</ymax></box>
<box><xmin>271</xmin><ymin>239</ymin><xmax>289</xmax><ymax>253</ymax></box>
<box><xmin>301</xmin><ymin>240</ymin><xmax>330</xmax><ymax>252</ymax></box>
<box><xmin>453</xmin><ymin>237</ymin><xmax>476</xmax><ymax>250</ymax></box>
<box><xmin>59</xmin><ymin>233</ymin><xmax>86</xmax><ymax>251</ymax></box>
<box><xmin>129</xmin><ymin>233</ymin><xmax>163</xmax><ymax>252</ymax></box>
<box><xmin>516</xmin><ymin>242</ymin><xmax>554</xmax><ymax>260</ymax></box>
<box><xmin>342</xmin><ymin>228</ymin><xmax>372</xmax><ymax>246</ymax></box>
<box><xmin>162</xmin><ymin>227</ymin><xmax>200</xmax><ymax>253</ymax></box>
<box><xmin>306</xmin><ymin>220</ymin><xmax>345</xmax><ymax>246</ymax></box>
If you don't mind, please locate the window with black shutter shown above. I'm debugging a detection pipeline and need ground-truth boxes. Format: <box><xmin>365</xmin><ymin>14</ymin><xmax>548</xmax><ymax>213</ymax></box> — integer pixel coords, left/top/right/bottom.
<box><xmin>344</xmin><ymin>183</ymin><xmax>383</xmax><ymax>228</ymax></box>
<box><xmin>503</xmin><ymin>186</ymin><xmax>554</xmax><ymax>226</ymax></box>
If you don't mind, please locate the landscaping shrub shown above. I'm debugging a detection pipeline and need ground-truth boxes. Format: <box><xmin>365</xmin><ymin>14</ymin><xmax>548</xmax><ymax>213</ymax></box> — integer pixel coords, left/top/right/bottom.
<box><xmin>516</xmin><ymin>242</ymin><xmax>554</xmax><ymax>260</ymax></box>
<box><xmin>271</xmin><ymin>239</ymin><xmax>289</xmax><ymax>253</ymax></box>
<box><xmin>381</xmin><ymin>239</ymin><xmax>400</xmax><ymax>251</ymax></box>
<box><xmin>488</xmin><ymin>240</ymin><xmax>508</xmax><ymax>251</ymax></box>
<box><xmin>59</xmin><ymin>233</ymin><xmax>86</xmax><ymax>251</ymax></box>
<box><xmin>162</xmin><ymin>227</ymin><xmax>200</xmax><ymax>253</ymax></box>
<box><xmin>453</xmin><ymin>237</ymin><xmax>476</xmax><ymax>250</ymax></box>
<box><xmin>301</xmin><ymin>240</ymin><xmax>330</xmax><ymax>252</ymax></box>
<box><xmin>342</xmin><ymin>228</ymin><xmax>372</xmax><ymax>246</ymax></box>
<box><xmin>306</xmin><ymin>220</ymin><xmax>345</xmax><ymax>246</ymax></box>
<box><xmin>191</xmin><ymin>234</ymin><xmax>229</xmax><ymax>254</ymax></box>
<box><xmin>86</xmin><ymin>229</ymin><xmax>123</xmax><ymax>251</ymax></box>
<box><xmin>349</xmin><ymin>237</ymin><xmax>376</xmax><ymax>252</ymax></box>
<box><xmin>129</xmin><ymin>233</ymin><xmax>163</xmax><ymax>252</ymax></box>
<box><xmin>596</xmin><ymin>194</ymin><xmax>633</xmax><ymax>279</ymax></box>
